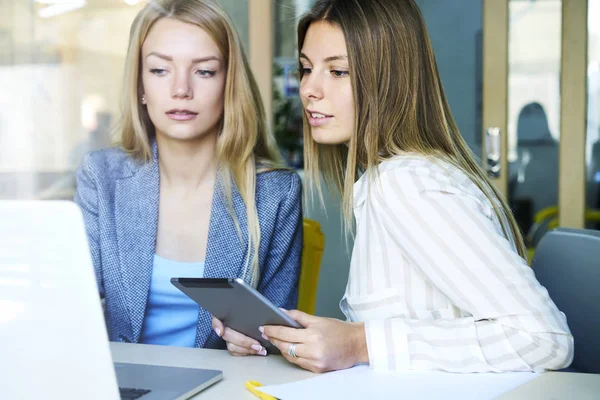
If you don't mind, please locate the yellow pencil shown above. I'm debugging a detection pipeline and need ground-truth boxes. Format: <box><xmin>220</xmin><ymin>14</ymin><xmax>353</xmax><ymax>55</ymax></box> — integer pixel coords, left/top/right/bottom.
<box><xmin>245</xmin><ymin>380</ymin><xmax>279</xmax><ymax>400</ymax></box>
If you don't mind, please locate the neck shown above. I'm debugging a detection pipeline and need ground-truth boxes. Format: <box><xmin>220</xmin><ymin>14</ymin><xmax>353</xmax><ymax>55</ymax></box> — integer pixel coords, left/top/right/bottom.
<box><xmin>156</xmin><ymin>133</ymin><xmax>218</xmax><ymax>190</ymax></box>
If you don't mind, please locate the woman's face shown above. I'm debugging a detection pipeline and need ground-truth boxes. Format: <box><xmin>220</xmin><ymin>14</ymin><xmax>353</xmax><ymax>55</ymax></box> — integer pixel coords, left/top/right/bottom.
<box><xmin>299</xmin><ymin>22</ymin><xmax>354</xmax><ymax>145</ymax></box>
<box><xmin>141</xmin><ymin>18</ymin><xmax>226</xmax><ymax>143</ymax></box>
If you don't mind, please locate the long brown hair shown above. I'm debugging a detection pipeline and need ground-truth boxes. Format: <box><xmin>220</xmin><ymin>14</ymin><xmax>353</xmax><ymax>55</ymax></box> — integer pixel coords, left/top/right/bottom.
<box><xmin>119</xmin><ymin>0</ymin><xmax>284</xmax><ymax>284</ymax></box>
<box><xmin>299</xmin><ymin>0</ymin><xmax>527</xmax><ymax>258</ymax></box>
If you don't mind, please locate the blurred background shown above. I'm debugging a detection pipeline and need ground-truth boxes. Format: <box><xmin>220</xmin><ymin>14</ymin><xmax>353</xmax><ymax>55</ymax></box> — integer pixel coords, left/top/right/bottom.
<box><xmin>0</xmin><ymin>0</ymin><xmax>598</xmax><ymax>318</ymax></box>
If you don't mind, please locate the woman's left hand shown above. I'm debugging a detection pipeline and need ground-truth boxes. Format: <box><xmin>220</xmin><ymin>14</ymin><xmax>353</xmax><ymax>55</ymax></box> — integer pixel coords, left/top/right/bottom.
<box><xmin>212</xmin><ymin>317</ymin><xmax>267</xmax><ymax>356</ymax></box>
<box><xmin>262</xmin><ymin>310</ymin><xmax>368</xmax><ymax>373</ymax></box>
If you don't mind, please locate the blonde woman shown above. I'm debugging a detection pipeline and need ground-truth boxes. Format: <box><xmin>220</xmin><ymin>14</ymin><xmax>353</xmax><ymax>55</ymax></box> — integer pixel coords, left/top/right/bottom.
<box><xmin>263</xmin><ymin>0</ymin><xmax>573</xmax><ymax>373</ymax></box>
<box><xmin>75</xmin><ymin>0</ymin><xmax>302</xmax><ymax>354</ymax></box>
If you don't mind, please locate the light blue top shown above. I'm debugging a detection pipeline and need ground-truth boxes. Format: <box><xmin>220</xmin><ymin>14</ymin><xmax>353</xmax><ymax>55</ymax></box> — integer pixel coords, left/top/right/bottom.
<box><xmin>140</xmin><ymin>254</ymin><xmax>205</xmax><ymax>347</ymax></box>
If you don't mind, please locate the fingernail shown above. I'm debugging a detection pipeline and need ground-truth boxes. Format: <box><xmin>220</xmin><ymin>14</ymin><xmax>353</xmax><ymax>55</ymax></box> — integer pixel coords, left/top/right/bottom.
<box><xmin>214</xmin><ymin>328</ymin><xmax>221</xmax><ymax>337</ymax></box>
<box><xmin>258</xmin><ymin>326</ymin><xmax>264</xmax><ymax>333</ymax></box>
<box><xmin>251</xmin><ymin>344</ymin><xmax>262</xmax><ymax>351</ymax></box>
<box><xmin>258</xmin><ymin>349</ymin><xmax>267</xmax><ymax>356</ymax></box>
<box><xmin>262</xmin><ymin>333</ymin><xmax>269</xmax><ymax>341</ymax></box>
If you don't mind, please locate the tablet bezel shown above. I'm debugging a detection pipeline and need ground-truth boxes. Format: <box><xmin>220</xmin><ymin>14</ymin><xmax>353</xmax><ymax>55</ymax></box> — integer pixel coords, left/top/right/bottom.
<box><xmin>171</xmin><ymin>277</ymin><xmax>302</xmax><ymax>354</ymax></box>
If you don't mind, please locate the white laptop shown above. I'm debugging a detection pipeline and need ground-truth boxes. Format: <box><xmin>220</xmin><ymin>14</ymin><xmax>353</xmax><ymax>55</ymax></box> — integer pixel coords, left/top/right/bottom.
<box><xmin>0</xmin><ymin>201</ymin><xmax>222</xmax><ymax>399</ymax></box>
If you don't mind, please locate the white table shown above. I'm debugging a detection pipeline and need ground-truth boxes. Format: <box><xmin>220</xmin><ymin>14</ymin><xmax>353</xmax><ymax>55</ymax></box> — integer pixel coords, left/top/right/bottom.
<box><xmin>111</xmin><ymin>342</ymin><xmax>313</xmax><ymax>399</ymax></box>
<box><xmin>110</xmin><ymin>343</ymin><xmax>600</xmax><ymax>399</ymax></box>
<box><xmin>496</xmin><ymin>371</ymin><xmax>600</xmax><ymax>399</ymax></box>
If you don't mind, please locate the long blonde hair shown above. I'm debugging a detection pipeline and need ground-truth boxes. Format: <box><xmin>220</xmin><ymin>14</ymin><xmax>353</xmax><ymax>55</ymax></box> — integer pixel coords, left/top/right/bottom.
<box><xmin>299</xmin><ymin>0</ymin><xmax>528</xmax><ymax>259</ymax></box>
<box><xmin>119</xmin><ymin>0</ymin><xmax>284</xmax><ymax>284</ymax></box>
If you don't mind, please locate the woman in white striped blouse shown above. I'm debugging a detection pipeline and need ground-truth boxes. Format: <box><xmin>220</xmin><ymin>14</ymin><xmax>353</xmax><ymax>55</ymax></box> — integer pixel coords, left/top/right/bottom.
<box><xmin>262</xmin><ymin>0</ymin><xmax>574</xmax><ymax>374</ymax></box>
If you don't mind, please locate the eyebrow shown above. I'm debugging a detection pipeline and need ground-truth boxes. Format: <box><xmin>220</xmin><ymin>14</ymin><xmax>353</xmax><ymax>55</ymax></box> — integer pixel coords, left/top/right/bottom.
<box><xmin>145</xmin><ymin>51</ymin><xmax>220</xmax><ymax>64</ymax></box>
<box><xmin>299</xmin><ymin>52</ymin><xmax>348</xmax><ymax>63</ymax></box>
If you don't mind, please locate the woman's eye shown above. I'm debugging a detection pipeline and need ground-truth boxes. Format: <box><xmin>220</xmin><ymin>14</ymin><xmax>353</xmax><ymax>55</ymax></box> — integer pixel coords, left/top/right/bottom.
<box><xmin>196</xmin><ymin>70</ymin><xmax>216</xmax><ymax>77</ymax></box>
<box><xmin>331</xmin><ymin>70</ymin><xmax>349</xmax><ymax>78</ymax></box>
<box><xmin>149</xmin><ymin>68</ymin><xmax>167</xmax><ymax>76</ymax></box>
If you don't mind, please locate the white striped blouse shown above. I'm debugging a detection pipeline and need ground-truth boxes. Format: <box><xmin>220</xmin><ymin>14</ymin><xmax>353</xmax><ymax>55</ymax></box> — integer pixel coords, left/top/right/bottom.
<box><xmin>340</xmin><ymin>155</ymin><xmax>574</xmax><ymax>373</ymax></box>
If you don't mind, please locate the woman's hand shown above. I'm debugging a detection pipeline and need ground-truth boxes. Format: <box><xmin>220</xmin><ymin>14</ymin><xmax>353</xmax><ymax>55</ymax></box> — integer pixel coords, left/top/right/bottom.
<box><xmin>212</xmin><ymin>317</ymin><xmax>267</xmax><ymax>356</ymax></box>
<box><xmin>262</xmin><ymin>310</ymin><xmax>368</xmax><ymax>373</ymax></box>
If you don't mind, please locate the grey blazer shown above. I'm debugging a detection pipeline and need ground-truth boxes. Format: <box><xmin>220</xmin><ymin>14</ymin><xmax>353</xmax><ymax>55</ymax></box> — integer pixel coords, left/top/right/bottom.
<box><xmin>74</xmin><ymin>144</ymin><xmax>302</xmax><ymax>348</ymax></box>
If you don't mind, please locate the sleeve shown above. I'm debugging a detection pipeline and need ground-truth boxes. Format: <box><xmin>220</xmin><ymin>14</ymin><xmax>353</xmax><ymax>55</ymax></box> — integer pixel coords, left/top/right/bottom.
<box><xmin>256</xmin><ymin>172</ymin><xmax>303</xmax><ymax>310</ymax></box>
<box><xmin>74</xmin><ymin>154</ymin><xmax>104</xmax><ymax>298</ymax></box>
<box><xmin>362</xmin><ymin>168</ymin><xmax>574</xmax><ymax>373</ymax></box>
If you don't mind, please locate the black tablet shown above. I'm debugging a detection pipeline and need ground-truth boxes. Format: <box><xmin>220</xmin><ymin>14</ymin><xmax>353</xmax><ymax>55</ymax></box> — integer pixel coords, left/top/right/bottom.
<box><xmin>171</xmin><ymin>277</ymin><xmax>302</xmax><ymax>354</ymax></box>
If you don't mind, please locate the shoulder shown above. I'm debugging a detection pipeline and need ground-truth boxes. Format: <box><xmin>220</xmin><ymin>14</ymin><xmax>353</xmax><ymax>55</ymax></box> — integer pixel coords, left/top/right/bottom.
<box><xmin>376</xmin><ymin>154</ymin><xmax>482</xmax><ymax>197</ymax></box>
<box><xmin>78</xmin><ymin>146</ymin><xmax>143</xmax><ymax>181</ymax></box>
<box><xmin>356</xmin><ymin>154</ymin><xmax>492</xmax><ymax>215</ymax></box>
<box><xmin>256</xmin><ymin>168</ymin><xmax>302</xmax><ymax>203</ymax></box>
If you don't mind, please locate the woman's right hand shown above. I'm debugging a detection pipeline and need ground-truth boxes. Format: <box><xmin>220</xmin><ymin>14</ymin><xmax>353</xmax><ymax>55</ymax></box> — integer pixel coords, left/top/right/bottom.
<box><xmin>212</xmin><ymin>316</ymin><xmax>267</xmax><ymax>356</ymax></box>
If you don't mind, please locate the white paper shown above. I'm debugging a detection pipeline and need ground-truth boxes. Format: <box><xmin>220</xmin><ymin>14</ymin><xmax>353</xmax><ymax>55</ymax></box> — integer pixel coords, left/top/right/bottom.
<box><xmin>259</xmin><ymin>366</ymin><xmax>539</xmax><ymax>400</ymax></box>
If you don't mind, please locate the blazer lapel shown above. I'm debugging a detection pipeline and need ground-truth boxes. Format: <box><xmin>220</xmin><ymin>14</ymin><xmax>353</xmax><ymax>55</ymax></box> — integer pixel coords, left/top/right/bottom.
<box><xmin>114</xmin><ymin>146</ymin><xmax>159</xmax><ymax>343</ymax></box>
<box><xmin>194</xmin><ymin>174</ymin><xmax>249</xmax><ymax>347</ymax></box>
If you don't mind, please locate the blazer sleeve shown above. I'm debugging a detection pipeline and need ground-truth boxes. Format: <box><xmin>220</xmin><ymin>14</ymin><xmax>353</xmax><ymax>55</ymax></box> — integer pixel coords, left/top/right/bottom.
<box><xmin>256</xmin><ymin>172</ymin><xmax>303</xmax><ymax>310</ymax></box>
<box><xmin>74</xmin><ymin>154</ymin><xmax>104</xmax><ymax>298</ymax></box>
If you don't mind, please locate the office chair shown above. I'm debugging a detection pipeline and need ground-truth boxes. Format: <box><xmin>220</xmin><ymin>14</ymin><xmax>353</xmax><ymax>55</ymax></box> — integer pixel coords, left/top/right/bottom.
<box><xmin>526</xmin><ymin>207</ymin><xmax>600</xmax><ymax>263</ymax></box>
<box><xmin>297</xmin><ymin>219</ymin><xmax>325</xmax><ymax>315</ymax></box>
<box><xmin>532</xmin><ymin>228</ymin><xmax>600</xmax><ymax>373</ymax></box>
<box><xmin>511</xmin><ymin>102</ymin><xmax>559</xmax><ymax>234</ymax></box>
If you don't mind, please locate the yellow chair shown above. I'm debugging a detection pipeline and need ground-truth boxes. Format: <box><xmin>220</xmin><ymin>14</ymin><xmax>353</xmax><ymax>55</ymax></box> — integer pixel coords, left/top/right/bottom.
<box><xmin>297</xmin><ymin>219</ymin><xmax>325</xmax><ymax>314</ymax></box>
<box><xmin>526</xmin><ymin>207</ymin><xmax>600</xmax><ymax>264</ymax></box>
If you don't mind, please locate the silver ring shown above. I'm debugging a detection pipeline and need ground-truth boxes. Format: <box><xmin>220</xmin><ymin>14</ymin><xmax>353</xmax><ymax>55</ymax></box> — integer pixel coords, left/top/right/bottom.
<box><xmin>287</xmin><ymin>342</ymin><xmax>298</xmax><ymax>358</ymax></box>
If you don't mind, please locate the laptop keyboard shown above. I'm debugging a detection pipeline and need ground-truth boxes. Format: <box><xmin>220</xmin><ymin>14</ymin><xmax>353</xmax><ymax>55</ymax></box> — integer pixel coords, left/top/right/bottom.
<box><xmin>119</xmin><ymin>387</ymin><xmax>151</xmax><ymax>399</ymax></box>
